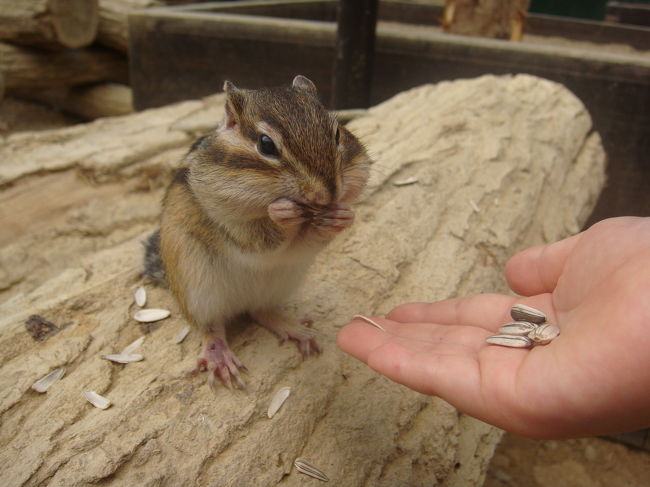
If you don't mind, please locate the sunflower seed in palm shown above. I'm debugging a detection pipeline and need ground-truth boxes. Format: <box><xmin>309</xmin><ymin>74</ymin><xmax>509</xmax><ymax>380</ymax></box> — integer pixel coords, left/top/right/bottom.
<box><xmin>498</xmin><ymin>321</ymin><xmax>538</xmax><ymax>336</ymax></box>
<box><xmin>528</xmin><ymin>323</ymin><xmax>560</xmax><ymax>344</ymax></box>
<box><xmin>486</xmin><ymin>334</ymin><xmax>533</xmax><ymax>348</ymax></box>
<box><xmin>510</xmin><ymin>304</ymin><xmax>547</xmax><ymax>324</ymax></box>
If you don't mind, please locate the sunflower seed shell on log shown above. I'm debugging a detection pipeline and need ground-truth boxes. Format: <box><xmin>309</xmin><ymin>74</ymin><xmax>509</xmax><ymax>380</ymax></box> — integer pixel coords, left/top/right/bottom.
<box><xmin>393</xmin><ymin>176</ymin><xmax>418</xmax><ymax>186</ymax></box>
<box><xmin>133</xmin><ymin>308</ymin><xmax>170</xmax><ymax>323</ymax></box>
<box><xmin>121</xmin><ymin>336</ymin><xmax>145</xmax><ymax>355</ymax></box>
<box><xmin>31</xmin><ymin>368</ymin><xmax>65</xmax><ymax>393</ymax></box>
<box><xmin>353</xmin><ymin>314</ymin><xmax>385</xmax><ymax>331</ymax></box>
<box><xmin>294</xmin><ymin>458</ymin><xmax>329</xmax><ymax>482</ymax></box>
<box><xmin>267</xmin><ymin>386</ymin><xmax>291</xmax><ymax>419</ymax></box>
<box><xmin>498</xmin><ymin>321</ymin><xmax>538</xmax><ymax>336</ymax></box>
<box><xmin>84</xmin><ymin>390</ymin><xmax>112</xmax><ymax>409</ymax></box>
<box><xmin>134</xmin><ymin>286</ymin><xmax>147</xmax><ymax>307</ymax></box>
<box><xmin>510</xmin><ymin>304</ymin><xmax>547</xmax><ymax>324</ymax></box>
<box><xmin>102</xmin><ymin>353</ymin><xmax>144</xmax><ymax>363</ymax></box>
<box><xmin>486</xmin><ymin>334</ymin><xmax>533</xmax><ymax>348</ymax></box>
<box><xmin>528</xmin><ymin>323</ymin><xmax>560</xmax><ymax>344</ymax></box>
<box><xmin>174</xmin><ymin>326</ymin><xmax>190</xmax><ymax>344</ymax></box>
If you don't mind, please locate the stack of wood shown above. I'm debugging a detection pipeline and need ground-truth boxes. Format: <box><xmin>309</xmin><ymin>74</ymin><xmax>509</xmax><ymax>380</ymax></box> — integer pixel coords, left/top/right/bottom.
<box><xmin>0</xmin><ymin>0</ymin><xmax>193</xmax><ymax>121</ymax></box>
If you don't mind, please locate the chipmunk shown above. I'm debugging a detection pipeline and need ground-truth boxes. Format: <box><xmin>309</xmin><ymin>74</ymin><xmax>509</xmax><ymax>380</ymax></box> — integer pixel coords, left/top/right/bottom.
<box><xmin>144</xmin><ymin>75</ymin><xmax>371</xmax><ymax>389</ymax></box>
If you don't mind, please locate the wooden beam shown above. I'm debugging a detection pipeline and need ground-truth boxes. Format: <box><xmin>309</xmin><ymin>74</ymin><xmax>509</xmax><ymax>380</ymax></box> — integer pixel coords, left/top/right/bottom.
<box><xmin>331</xmin><ymin>0</ymin><xmax>378</xmax><ymax>109</ymax></box>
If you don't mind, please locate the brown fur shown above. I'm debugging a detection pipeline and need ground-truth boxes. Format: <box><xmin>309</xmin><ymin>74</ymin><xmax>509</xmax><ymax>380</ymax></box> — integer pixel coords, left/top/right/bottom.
<box><xmin>156</xmin><ymin>76</ymin><xmax>372</xmax><ymax>381</ymax></box>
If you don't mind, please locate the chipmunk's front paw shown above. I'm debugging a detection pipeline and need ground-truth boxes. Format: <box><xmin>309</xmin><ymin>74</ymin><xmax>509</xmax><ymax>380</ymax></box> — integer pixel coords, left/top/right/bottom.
<box><xmin>312</xmin><ymin>204</ymin><xmax>354</xmax><ymax>234</ymax></box>
<box><xmin>268</xmin><ymin>198</ymin><xmax>308</xmax><ymax>227</ymax></box>
<box><xmin>193</xmin><ymin>337</ymin><xmax>246</xmax><ymax>390</ymax></box>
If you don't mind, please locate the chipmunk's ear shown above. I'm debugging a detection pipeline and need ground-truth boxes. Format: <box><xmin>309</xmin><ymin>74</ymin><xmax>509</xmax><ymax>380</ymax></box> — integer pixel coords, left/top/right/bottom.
<box><xmin>222</xmin><ymin>80</ymin><xmax>244</xmax><ymax>129</ymax></box>
<box><xmin>292</xmin><ymin>75</ymin><xmax>318</xmax><ymax>97</ymax></box>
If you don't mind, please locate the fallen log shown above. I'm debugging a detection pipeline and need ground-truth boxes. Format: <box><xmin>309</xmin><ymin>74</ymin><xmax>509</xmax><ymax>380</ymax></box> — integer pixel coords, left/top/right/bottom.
<box><xmin>97</xmin><ymin>0</ymin><xmax>159</xmax><ymax>52</ymax></box>
<box><xmin>0</xmin><ymin>0</ymin><xmax>99</xmax><ymax>49</ymax></box>
<box><xmin>14</xmin><ymin>83</ymin><xmax>134</xmax><ymax>120</ymax></box>
<box><xmin>0</xmin><ymin>41</ymin><xmax>128</xmax><ymax>92</ymax></box>
<box><xmin>97</xmin><ymin>0</ymin><xmax>193</xmax><ymax>52</ymax></box>
<box><xmin>0</xmin><ymin>75</ymin><xmax>605</xmax><ymax>486</ymax></box>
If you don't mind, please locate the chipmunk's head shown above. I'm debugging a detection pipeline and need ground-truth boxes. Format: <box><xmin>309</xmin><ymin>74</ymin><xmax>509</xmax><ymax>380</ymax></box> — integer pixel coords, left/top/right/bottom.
<box><xmin>188</xmin><ymin>76</ymin><xmax>371</xmax><ymax>222</ymax></box>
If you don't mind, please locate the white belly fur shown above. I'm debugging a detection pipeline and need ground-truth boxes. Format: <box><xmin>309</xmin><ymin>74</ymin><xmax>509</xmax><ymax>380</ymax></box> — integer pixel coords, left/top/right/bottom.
<box><xmin>183</xmin><ymin>241</ymin><xmax>316</xmax><ymax>328</ymax></box>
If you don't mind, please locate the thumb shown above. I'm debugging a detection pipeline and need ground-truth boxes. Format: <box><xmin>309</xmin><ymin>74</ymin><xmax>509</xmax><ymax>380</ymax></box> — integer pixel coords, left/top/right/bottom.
<box><xmin>505</xmin><ymin>232</ymin><xmax>582</xmax><ymax>296</ymax></box>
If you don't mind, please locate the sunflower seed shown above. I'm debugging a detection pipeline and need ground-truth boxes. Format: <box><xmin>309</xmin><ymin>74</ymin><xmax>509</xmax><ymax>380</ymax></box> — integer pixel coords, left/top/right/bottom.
<box><xmin>353</xmin><ymin>314</ymin><xmax>385</xmax><ymax>331</ymax></box>
<box><xmin>133</xmin><ymin>308</ymin><xmax>170</xmax><ymax>323</ymax></box>
<box><xmin>174</xmin><ymin>326</ymin><xmax>191</xmax><ymax>344</ymax></box>
<box><xmin>510</xmin><ymin>304</ymin><xmax>546</xmax><ymax>324</ymax></box>
<box><xmin>486</xmin><ymin>334</ymin><xmax>533</xmax><ymax>348</ymax></box>
<box><xmin>31</xmin><ymin>368</ymin><xmax>65</xmax><ymax>393</ymax></box>
<box><xmin>121</xmin><ymin>336</ymin><xmax>145</xmax><ymax>355</ymax></box>
<box><xmin>84</xmin><ymin>390</ymin><xmax>111</xmax><ymax>409</ymax></box>
<box><xmin>294</xmin><ymin>458</ymin><xmax>329</xmax><ymax>482</ymax></box>
<box><xmin>393</xmin><ymin>176</ymin><xmax>418</xmax><ymax>187</ymax></box>
<box><xmin>102</xmin><ymin>353</ymin><xmax>144</xmax><ymax>363</ymax></box>
<box><xmin>267</xmin><ymin>386</ymin><xmax>291</xmax><ymax>419</ymax></box>
<box><xmin>134</xmin><ymin>286</ymin><xmax>147</xmax><ymax>307</ymax></box>
<box><xmin>498</xmin><ymin>321</ymin><xmax>538</xmax><ymax>336</ymax></box>
<box><xmin>528</xmin><ymin>323</ymin><xmax>560</xmax><ymax>344</ymax></box>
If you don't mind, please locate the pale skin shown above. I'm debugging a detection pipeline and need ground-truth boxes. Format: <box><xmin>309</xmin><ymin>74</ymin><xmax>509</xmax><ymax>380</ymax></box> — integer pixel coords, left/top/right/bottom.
<box><xmin>337</xmin><ymin>217</ymin><xmax>650</xmax><ymax>439</ymax></box>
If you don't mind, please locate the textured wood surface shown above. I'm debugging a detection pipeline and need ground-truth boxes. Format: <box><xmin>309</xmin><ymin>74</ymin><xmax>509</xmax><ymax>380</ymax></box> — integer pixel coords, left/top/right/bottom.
<box><xmin>0</xmin><ymin>75</ymin><xmax>605</xmax><ymax>487</ymax></box>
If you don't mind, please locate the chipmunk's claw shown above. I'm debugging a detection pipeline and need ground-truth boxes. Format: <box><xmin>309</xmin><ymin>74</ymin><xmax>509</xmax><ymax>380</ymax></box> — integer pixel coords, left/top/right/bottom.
<box><xmin>194</xmin><ymin>338</ymin><xmax>246</xmax><ymax>390</ymax></box>
<box><xmin>312</xmin><ymin>204</ymin><xmax>354</xmax><ymax>233</ymax></box>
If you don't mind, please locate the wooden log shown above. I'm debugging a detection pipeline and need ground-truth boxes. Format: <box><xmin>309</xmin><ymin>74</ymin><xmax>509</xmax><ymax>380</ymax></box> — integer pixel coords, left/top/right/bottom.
<box><xmin>97</xmin><ymin>0</ymin><xmax>194</xmax><ymax>52</ymax></box>
<box><xmin>0</xmin><ymin>0</ymin><xmax>98</xmax><ymax>49</ymax></box>
<box><xmin>0</xmin><ymin>41</ymin><xmax>128</xmax><ymax>92</ymax></box>
<box><xmin>97</xmin><ymin>0</ymin><xmax>159</xmax><ymax>52</ymax></box>
<box><xmin>443</xmin><ymin>0</ymin><xmax>530</xmax><ymax>40</ymax></box>
<box><xmin>0</xmin><ymin>71</ymin><xmax>4</xmax><ymax>102</ymax></box>
<box><xmin>0</xmin><ymin>75</ymin><xmax>605</xmax><ymax>487</ymax></box>
<box><xmin>14</xmin><ymin>83</ymin><xmax>134</xmax><ymax>120</ymax></box>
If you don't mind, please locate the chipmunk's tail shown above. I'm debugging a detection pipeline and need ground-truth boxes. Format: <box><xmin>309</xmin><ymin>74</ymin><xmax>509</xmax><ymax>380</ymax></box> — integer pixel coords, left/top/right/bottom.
<box><xmin>142</xmin><ymin>230</ymin><xmax>167</xmax><ymax>286</ymax></box>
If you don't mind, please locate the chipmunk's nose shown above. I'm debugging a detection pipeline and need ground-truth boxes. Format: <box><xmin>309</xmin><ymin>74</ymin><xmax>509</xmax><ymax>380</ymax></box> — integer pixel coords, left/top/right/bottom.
<box><xmin>298</xmin><ymin>176</ymin><xmax>334</xmax><ymax>207</ymax></box>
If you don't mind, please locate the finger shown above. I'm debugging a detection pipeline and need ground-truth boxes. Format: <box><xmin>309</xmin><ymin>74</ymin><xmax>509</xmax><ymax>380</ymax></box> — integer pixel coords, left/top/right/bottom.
<box><xmin>504</xmin><ymin>233</ymin><xmax>582</xmax><ymax>296</ymax></box>
<box><xmin>366</xmin><ymin>340</ymin><xmax>483</xmax><ymax>401</ymax></box>
<box><xmin>337</xmin><ymin>319</ymin><xmax>485</xmax><ymax>400</ymax></box>
<box><xmin>340</xmin><ymin>317</ymin><xmax>491</xmax><ymax>357</ymax></box>
<box><xmin>386</xmin><ymin>294</ymin><xmax>517</xmax><ymax>331</ymax></box>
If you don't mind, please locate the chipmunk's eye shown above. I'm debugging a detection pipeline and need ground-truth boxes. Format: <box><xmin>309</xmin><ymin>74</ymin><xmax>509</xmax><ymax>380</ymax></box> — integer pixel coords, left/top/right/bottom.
<box><xmin>258</xmin><ymin>134</ymin><xmax>279</xmax><ymax>157</ymax></box>
<box><xmin>335</xmin><ymin>127</ymin><xmax>340</xmax><ymax>145</ymax></box>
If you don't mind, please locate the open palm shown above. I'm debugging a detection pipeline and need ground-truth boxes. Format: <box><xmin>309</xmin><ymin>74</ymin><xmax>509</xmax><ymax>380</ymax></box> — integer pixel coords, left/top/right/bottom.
<box><xmin>337</xmin><ymin>217</ymin><xmax>650</xmax><ymax>438</ymax></box>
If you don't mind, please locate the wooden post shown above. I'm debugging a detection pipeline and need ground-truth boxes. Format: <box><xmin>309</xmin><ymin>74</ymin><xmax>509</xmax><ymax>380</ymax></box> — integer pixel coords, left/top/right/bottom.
<box><xmin>330</xmin><ymin>0</ymin><xmax>378</xmax><ymax>109</ymax></box>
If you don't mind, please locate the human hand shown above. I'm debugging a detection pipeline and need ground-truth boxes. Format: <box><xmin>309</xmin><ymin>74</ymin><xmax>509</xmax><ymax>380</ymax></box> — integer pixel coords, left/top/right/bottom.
<box><xmin>337</xmin><ymin>217</ymin><xmax>650</xmax><ymax>439</ymax></box>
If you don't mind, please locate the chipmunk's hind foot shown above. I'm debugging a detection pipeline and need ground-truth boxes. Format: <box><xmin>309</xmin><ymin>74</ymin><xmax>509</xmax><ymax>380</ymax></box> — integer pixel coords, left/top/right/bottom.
<box><xmin>194</xmin><ymin>336</ymin><xmax>246</xmax><ymax>390</ymax></box>
<box><xmin>252</xmin><ymin>310</ymin><xmax>321</xmax><ymax>359</ymax></box>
